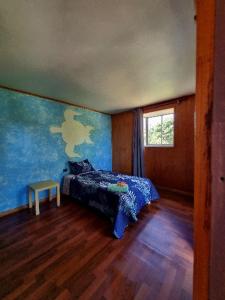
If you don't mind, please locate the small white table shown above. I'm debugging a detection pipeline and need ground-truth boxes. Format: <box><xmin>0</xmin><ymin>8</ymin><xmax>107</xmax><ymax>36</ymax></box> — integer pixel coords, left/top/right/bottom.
<box><xmin>29</xmin><ymin>180</ymin><xmax>60</xmax><ymax>215</ymax></box>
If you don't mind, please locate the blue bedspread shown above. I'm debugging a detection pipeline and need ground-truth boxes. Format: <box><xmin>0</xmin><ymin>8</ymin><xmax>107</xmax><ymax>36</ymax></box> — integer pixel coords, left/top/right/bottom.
<box><xmin>69</xmin><ymin>170</ymin><xmax>159</xmax><ymax>238</ymax></box>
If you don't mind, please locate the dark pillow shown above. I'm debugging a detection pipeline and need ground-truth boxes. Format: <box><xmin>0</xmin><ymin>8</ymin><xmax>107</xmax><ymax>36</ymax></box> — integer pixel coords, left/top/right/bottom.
<box><xmin>68</xmin><ymin>159</ymin><xmax>95</xmax><ymax>175</ymax></box>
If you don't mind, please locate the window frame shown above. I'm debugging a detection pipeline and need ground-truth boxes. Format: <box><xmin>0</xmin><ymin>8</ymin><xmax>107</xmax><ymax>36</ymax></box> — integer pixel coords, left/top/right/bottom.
<box><xmin>144</xmin><ymin>108</ymin><xmax>175</xmax><ymax>148</ymax></box>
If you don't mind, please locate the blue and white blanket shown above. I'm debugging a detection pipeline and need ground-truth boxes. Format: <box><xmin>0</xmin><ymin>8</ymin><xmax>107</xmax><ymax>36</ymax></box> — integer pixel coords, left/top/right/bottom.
<box><xmin>66</xmin><ymin>170</ymin><xmax>159</xmax><ymax>238</ymax></box>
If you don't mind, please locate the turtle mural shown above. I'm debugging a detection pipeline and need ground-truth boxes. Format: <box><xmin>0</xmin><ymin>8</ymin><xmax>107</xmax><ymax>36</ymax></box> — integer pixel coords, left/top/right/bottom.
<box><xmin>50</xmin><ymin>109</ymin><xmax>94</xmax><ymax>157</ymax></box>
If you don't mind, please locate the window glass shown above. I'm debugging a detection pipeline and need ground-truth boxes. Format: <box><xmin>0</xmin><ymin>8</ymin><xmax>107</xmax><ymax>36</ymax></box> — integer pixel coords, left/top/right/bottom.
<box><xmin>162</xmin><ymin>114</ymin><xmax>174</xmax><ymax>145</ymax></box>
<box><xmin>143</xmin><ymin>108</ymin><xmax>174</xmax><ymax>147</ymax></box>
<box><xmin>148</xmin><ymin>116</ymin><xmax>161</xmax><ymax>145</ymax></box>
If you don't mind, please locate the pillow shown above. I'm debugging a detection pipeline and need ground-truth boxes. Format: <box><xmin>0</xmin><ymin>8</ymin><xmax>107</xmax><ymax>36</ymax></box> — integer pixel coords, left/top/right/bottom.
<box><xmin>68</xmin><ymin>159</ymin><xmax>95</xmax><ymax>175</ymax></box>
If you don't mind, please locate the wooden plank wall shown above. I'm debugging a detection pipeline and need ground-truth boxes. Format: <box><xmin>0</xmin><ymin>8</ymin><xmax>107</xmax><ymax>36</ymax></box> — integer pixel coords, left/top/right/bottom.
<box><xmin>112</xmin><ymin>95</ymin><xmax>195</xmax><ymax>195</ymax></box>
<box><xmin>208</xmin><ymin>0</ymin><xmax>225</xmax><ymax>299</ymax></box>
<box><xmin>112</xmin><ymin>111</ymin><xmax>134</xmax><ymax>175</ymax></box>
<box><xmin>144</xmin><ymin>95</ymin><xmax>195</xmax><ymax>195</ymax></box>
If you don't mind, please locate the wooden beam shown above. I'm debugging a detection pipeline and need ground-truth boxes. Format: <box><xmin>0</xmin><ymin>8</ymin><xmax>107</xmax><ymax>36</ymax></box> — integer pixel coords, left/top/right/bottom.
<box><xmin>194</xmin><ymin>0</ymin><xmax>216</xmax><ymax>299</ymax></box>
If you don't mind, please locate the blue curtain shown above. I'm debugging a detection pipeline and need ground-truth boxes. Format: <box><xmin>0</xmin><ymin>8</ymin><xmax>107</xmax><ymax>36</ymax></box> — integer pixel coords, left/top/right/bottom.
<box><xmin>132</xmin><ymin>108</ymin><xmax>144</xmax><ymax>177</ymax></box>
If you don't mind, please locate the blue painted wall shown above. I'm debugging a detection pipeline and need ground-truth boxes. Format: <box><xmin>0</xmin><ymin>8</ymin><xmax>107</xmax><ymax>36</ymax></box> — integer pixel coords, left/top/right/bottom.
<box><xmin>0</xmin><ymin>88</ymin><xmax>112</xmax><ymax>212</ymax></box>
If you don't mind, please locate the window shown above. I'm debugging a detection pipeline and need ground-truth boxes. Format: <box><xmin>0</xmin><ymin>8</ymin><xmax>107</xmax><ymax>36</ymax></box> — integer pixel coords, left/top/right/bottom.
<box><xmin>144</xmin><ymin>108</ymin><xmax>174</xmax><ymax>147</ymax></box>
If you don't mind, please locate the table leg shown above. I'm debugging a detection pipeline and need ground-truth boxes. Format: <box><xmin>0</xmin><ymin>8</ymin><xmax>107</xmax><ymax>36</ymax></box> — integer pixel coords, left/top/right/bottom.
<box><xmin>56</xmin><ymin>184</ymin><xmax>60</xmax><ymax>207</ymax></box>
<box><xmin>35</xmin><ymin>190</ymin><xmax>40</xmax><ymax>215</ymax></box>
<box><xmin>29</xmin><ymin>188</ymin><xmax>33</xmax><ymax>208</ymax></box>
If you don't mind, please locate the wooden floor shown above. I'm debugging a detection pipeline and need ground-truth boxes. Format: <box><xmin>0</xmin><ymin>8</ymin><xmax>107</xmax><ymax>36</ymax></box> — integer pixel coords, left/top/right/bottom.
<box><xmin>0</xmin><ymin>192</ymin><xmax>193</xmax><ymax>300</ymax></box>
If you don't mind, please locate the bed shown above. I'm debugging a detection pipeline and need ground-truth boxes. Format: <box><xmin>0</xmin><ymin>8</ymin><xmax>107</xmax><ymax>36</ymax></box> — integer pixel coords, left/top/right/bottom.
<box><xmin>63</xmin><ymin>168</ymin><xmax>159</xmax><ymax>239</ymax></box>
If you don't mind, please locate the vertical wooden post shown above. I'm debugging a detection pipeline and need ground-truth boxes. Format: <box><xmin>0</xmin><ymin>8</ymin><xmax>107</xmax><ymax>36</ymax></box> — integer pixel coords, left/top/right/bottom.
<box><xmin>194</xmin><ymin>0</ymin><xmax>216</xmax><ymax>299</ymax></box>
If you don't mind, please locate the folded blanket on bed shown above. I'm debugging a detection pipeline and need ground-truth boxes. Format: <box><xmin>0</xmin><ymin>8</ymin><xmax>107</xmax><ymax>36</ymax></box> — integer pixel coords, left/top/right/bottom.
<box><xmin>107</xmin><ymin>183</ymin><xmax>128</xmax><ymax>193</ymax></box>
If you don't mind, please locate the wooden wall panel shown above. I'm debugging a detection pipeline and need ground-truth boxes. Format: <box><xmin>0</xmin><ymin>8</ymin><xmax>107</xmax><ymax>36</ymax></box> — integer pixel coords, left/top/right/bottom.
<box><xmin>144</xmin><ymin>95</ymin><xmax>195</xmax><ymax>194</ymax></box>
<box><xmin>112</xmin><ymin>95</ymin><xmax>195</xmax><ymax>195</ymax></box>
<box><xmin>112</xmin><ymin>111</ymin><xmax>134</xmax><ymax>175</ymax></box>
<box><xmin>210</xmin><ymin>0</ymin><xmax>225</xmax><ymax>299</ymax></box>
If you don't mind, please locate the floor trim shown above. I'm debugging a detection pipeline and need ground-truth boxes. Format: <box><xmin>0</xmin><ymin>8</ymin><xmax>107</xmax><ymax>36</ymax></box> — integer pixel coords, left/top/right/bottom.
<box><xmin>156</xmin><ymin>185</ymin><xmax>194</xmax><ymax>198</ymax></box>
<box><xmin>0</xmin><ymin>197</ymin><xmax>57</xmax><ymax>218</ymax></box>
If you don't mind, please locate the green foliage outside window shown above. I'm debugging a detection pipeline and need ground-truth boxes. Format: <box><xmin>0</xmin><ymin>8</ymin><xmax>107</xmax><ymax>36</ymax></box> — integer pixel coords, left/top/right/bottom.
<box><xmin>144</xmin><ymin>113</ymin><xmax>174</xmax><ymax>146</ymax></box>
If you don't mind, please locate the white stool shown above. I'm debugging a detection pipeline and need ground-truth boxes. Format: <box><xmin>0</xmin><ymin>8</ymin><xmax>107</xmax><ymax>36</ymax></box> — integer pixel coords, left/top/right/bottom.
<box><xmin>29</xmin><ymin>180</ymin><xmax>60</xmax><ymax>215</ymax></box>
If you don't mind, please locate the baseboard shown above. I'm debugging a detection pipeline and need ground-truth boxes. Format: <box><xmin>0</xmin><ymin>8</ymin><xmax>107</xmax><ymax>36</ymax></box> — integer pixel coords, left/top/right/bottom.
<box><xmin>0</xmin><ymin>196</ymin><xmax>57</xmax><ymax>218</ymax></box>
<box><xmin>0</xmin><ymin>186</ymin><xmax>193</xmax><ymax>218</ymax></box>
<box><xmin>156</xmin><ymin>185</ymin><xmax>194</xmax><ymax>198</ymax></box>
<box><xmin>0</xmin><ymin>204</ymin><xmax>28</xmax><ymax>218</ymax></box>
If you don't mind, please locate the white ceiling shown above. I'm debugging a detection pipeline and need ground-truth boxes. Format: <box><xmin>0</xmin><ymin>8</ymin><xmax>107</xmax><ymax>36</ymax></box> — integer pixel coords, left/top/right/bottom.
<box><xmin>0</xmin><ymin>0</ymin><xmax>196</xmax><ymax>114</ymax></box>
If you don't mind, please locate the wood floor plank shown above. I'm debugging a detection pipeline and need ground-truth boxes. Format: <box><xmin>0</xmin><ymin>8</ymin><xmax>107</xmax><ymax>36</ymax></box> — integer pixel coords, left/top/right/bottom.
<box><xmin>0</xmin><ymin>191</ymin><xmax>193</xmax><ymax>299</ymax></box>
